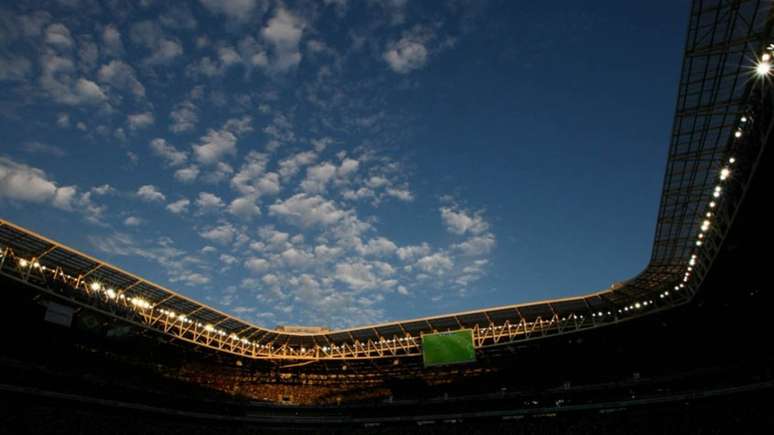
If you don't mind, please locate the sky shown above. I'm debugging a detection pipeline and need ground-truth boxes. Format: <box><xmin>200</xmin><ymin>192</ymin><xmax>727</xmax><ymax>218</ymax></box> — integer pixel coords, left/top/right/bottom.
<box><xmin>0</xmin><ymin>0</ymin><xmax>689</xmax><ymax>329</ymax></box>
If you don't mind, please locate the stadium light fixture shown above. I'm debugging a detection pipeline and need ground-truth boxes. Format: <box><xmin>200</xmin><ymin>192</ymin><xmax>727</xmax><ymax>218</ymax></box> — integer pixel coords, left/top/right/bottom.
<box><xmin>734</xmin><ymin>130</ymin><xmax>743</xmax><ymax>138</ymax></box>
<box><xmin>90</xmin><ymin>282</ymin><xmax>101</xmax><ymax>291</ymax></box>
<box><xmin>720</xmin><ymin>168</ymin><xmax>730</xmax><ymax>180</ymax></box>
<box><xmin>756</xmin><ymin>61</ymin><xmax>771</xmax><ymax>77</ymax></box>
<box><xmin>18</xmin><ymin>258</ymin><xmax>29</xmax><ymax>267</ymax></box>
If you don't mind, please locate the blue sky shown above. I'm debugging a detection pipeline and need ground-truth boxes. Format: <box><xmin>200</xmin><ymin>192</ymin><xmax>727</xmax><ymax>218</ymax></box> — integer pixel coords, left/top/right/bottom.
<box><xmin>0</xmin><ymin>0</ymin><xmax>689</xmax><ymax>328</ymax></box>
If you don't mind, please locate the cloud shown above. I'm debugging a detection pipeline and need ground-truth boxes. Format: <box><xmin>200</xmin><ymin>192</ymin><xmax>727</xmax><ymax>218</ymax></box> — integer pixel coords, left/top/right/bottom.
<box><xmin>193</xmin><ymin>117</ymin><xmax>251</xmax><ymax>165</ymax></box>
<box><xmin>440</xmin><ymin>206</ymin><xmax>489</xmax><ymax>235</ymax></box>
<box><xmin>278</xmin><ymin>150</ymin><xmax>318</xmax><ymax>179</ymax></box>
<box><xmin>300</xmin><ymin>162</ymin><xmax>336</xmax><ymax>193</ymax></box>
<box><xmin>384</xmin><ymin>38</ymin><xmax>428</xmax><ymax>74</ymax></box>
<box><xmin>21</xmin><ymin>142</ymin><xmax>66</xmax><ymax>157</ymax></box>
<box><xmin>227</xmin><ymin>196</ymin><xmax>262</xmax><ymax>219</ymax></box>
<box><xmin>360</xmin><ymin>237</ymin><xmax>398</xmax><ymax>257</ymax></box>
<box><xmin>0</xmin><ymin>156</ymin><xmax>64</xmax><ymax>205</ymax></box>
<box><xmin>128</xmin><ymin>112</ymin><xmax>154</xmax><ymax>130</ymax></box>
<box><xmin>269</xmin><ymin>193</ymin><xmax>347</xmax><ymax>228</ymax></box>
<box><xmin>453</xmin><ymin>234</ymin><xmax>496</xmax><ymax>256</ymax></box>
<box><xmin>415</xmin><ymin>253</ymin><xmax>453</xmax><ymax>275</ymax></box>
<box><xmin>231</xmin><ymin>151</ymin><xmax>280</xmax><ymax>197</ymax></box>
<box><xmin>129</xmin><ymin>21</ymin><xmax>183</xmax><ymax>65</ymax></box>
<box><xmin>150</xmin><ymin>138</ymin><xmax>187</xmax><ymax>167</ymax></box>
<box><xmin>261</xmin><ymin>7</ymin><xmax>305</xmax><ymax>72</ymax></box>
<box><xmin>244</xmin><ymin>257</ymin><xmax>270</xmax><ymax>273</ymax></box>
<box><xmin>199</xmin><ymin>0</ymin><xmax>266</xmax><ymax>20</ymax></box>
<box><xmin>96</xmin><ymin>60</ymin><xmax>145</xmax><ymax>97</ymax></box>
<box><xmin>195</xmin><ymin>192</ymin><xmax>224</xmax><ymax>210</ymax></box>
<box><xmin>396</xmin><ymin>243</ymin><xmax>431</xmax><ymax>261</ymax></box>
<box><xmin>45</xmin><ymin>23</ymin><xmax>74</xmax><ymax>49</ymax></box>
<box><xmin>199</xmin><ymin>223</ymin><xmax>237</xmax><ymax>245</ymax></box>
<box><xmin>170</xmin><ymin>100</ymin><xmax>198</xmax><ymax>133</ymax></box>
<box><xmin>166</xmin><ymin>198</ymin><xmax>190</xmax><ymax>214</ymax></box>
<box><xmin>334</xmin><ymin>261</ymin><xmax>383</xmax><ymax>291</ymax></box>
<box><xmin>170</xmin><ymin>272</ymin><xmax>210</xmax><ymax>286</ymax></box>
<box><xmin>101</xmin><ymin>24</ymin><xmax>124</xmax><ymax>56</ymax></box>
<box><xmin>0</xmin><ymin>156</ymin><xmax>104</xmax><ymax>221</ymax></box>
<box><xmin>124</xmin><ymin>216</ymin><xmax>142</xmax><ymax>226</ymax></box>
<box><xmin>174</xmin><ymin>165</ymin><xmax>200</xmax><ymax>183</ymax></box>
<box><xmin>136</xmin><ymin>185</ymin><xmax>166</xmax><ymax>202</ymax></box>
<box><xmin>40</xmin><ymin>51</ymin><xmax>109</xmax><ymax>105</ymax></box>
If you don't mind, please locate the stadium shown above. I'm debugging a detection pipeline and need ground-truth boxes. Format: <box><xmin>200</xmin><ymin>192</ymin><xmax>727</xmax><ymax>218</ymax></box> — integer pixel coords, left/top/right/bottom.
<box><xmin>1</xmin><ymin>0</ymin><xmax>773</xmax><ymax>433</ymax></box>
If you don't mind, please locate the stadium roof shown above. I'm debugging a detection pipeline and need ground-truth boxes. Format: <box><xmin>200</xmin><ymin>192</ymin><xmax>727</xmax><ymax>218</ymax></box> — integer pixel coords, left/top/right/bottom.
<box><xmin>0</xmin><ymin>0</ymin><xmax>771</xmax><ymax>361</ymax></box>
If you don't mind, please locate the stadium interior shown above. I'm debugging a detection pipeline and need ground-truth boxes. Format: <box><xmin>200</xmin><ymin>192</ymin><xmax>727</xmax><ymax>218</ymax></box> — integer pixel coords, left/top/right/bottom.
<box><xmin>1</xmin><ymin>0</ymin><xmax>774</xmax><ymax>433</ymax></box>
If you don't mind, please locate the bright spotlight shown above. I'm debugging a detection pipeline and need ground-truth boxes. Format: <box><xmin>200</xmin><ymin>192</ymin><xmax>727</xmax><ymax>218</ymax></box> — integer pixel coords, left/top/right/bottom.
<box><xmin>756</xmin><ymin>61</ymin><xmax>771</xmax><ymax>77</ymax></box>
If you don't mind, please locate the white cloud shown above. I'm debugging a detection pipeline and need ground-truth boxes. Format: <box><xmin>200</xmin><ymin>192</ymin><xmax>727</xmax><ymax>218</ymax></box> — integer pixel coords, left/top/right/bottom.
<box><xmin>335</xmin><ymin>261</ymin><xmax>380</xmax><ymax>290</ymax></box>
<box><xmin>416</xmin><ymin>253</ymin><xmax>453</xmax><ymax>275</ymax></box>
<box><xmin>0</xmin><ymin>156</ymin><xmax>104</xmax><ymax>221</ymax></box>
<box><xmin>150</xmin><ymin>138</ymin><xmax>187</xmax><ymax>167</ymax></box>
<box><xmin>0</xmin><ymin>156</ymin><xmax>63</xmax><ymax>205</ymax></box>
<box><xmin>42</xmin><ymin>61</ymin><xmax>108</xmax><ymax>104</ymax></box>
<box><xmin>56</xmin><ymin>113</ymin><xmax>69</xmax><ymax>128</ymax></box>
<box><xmin>220</xmin><ymin>254</ymin><xmax>238</xmax><ymax>265</ymax></box>
<box><xmin>280</xmin><ymin>247</ymin><xmax>314</xmax><ymax>267</ymax></box>
<box><xmin>101</xmin><ymin>24</ymin><xmax>124</xmax><ymax>56</ymax></box>
<box><xmin>74</xmin><ymin>78</ymin><xmax>107</xmax><ymax>102</ymax></box>
<box><xmin>174</xmin><ymin>165</ymin><xmax>200</xmax><ymax>183</ymax></box>
<box><xmin>396</xmin><ymin>243</ymin><xmax>431</xmax><ymax>261</ymax></box>
<box><xmin>360</xmin><ymin>237</ymin><xmax>398</xmax><ymax>257</ymax></box>
<box><xmin>170</xmin><ymin>100</ymin><xmax>198</xmax><ymax>133</ymax></box>
<box><xmin>244</xmin><ymin>257</ymin><xmax>270</xmax><ymax>273</ymax></box>
<box><xmin>129</xmin><ymin>21</ymin><xmax>183</xmax><ymax>65</ymax></box>
<box><xmin>261</xmin><ymin>7</ymin><xmax>305</xmax><ymax>72</ymax></box>
<box><xmin>22</xmin><ymin>142</ymin><xmax>66</xmax><ymax>157</ymax></box>
<box><xmin>45</xmin><ymin>23</ymin><xmax>73</xmax><ymax>49</ymax></box>
<box><xmin>231</xmin><ymin>151</ymin><xmax>281</xmax><ymax>197</ymax></box>
<box><xmin>384</xmin><ymin>38</ymin><xmax>428</xmax><ymax>74</ymax></box>
<box><xmin>338</xmin><ymin>158</ymin><xmax>360</xmax><ymax>177</ymax></box>
<box><xmin>199</xmin><ymin>0</ymin><xmax>265</xmax><ymax>20</ymax></box>
<box><xmin>124</xmin><ymin>216</ymin><xmax>142</xmax><ymax>226</ymax></box>
<box><xmin>278</xmin><ymin>150</ymin><xmax>317</xmax><ymax>179</ymax></box>
<box><xmin>97</xmin><ymin>60</ymin><xmax>145</xmax><ymax>97</ymax></box>
<box><xmin>199</xmin><ymin>223</ymin><xmax>237</xmax><ymax>245</ymax></box>
<box><xmin>227</xmin><ymin>196</ymin><xmax>261</xmax><ymax>219</ymax></box>
<box><xmin>300</xmin><ymin>162</ymin><xmax>336</xmax><ymax>193</ymax></box>
<box><xmin>193</xmin><ymin>117</ymin><xmax>251</xmax><ymax>165</ymax></box>
<box><xmin>166</xmin><ymin>198</ymin><xmax>190</xmax><ymax>214</ymax></box>
<box><xmin>195</xmin><ymin>192</ymin><xmax>224</xmax><ymax>209</ymax></box>
<box><xmin>127</xmin><ymin>112</ymin><xmax>154</xmax><ymax>130</ymax></box>
<box><xmin>136</xmin><ymin>185</ymin><xmax>166</xmax><ymax>202</ymax></box>
<box><xmin>440</xmin><ymin>206</ymin><xmax>489</xmax><ymax>235</ymax></box>
<box><xmin>268</xmin><ymin>193</ymin><xmax>347</xmax><ymax>228</ymax></box>
<box><xmin>454</xmin><ymin>234</ymin><xmax>496</xmax><ymax>257</ymax></box>
<box><xmin>170</xmin><ymin>272</ymin><xmax>211</xmax><ymax>286</ymax></box>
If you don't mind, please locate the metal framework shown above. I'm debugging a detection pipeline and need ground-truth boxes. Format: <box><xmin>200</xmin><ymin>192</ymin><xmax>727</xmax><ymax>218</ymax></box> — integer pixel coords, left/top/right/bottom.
<box><xmin>0</xmin><ymin>0</ymin><xmax>771</xmax><ymax>363</ymax></box>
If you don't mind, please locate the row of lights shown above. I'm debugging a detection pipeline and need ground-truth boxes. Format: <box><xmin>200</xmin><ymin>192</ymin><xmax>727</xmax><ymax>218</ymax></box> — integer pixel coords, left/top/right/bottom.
<box><xmin>1</xmin><ymin>247</ymin><xmax>684</xmax><ymax>353</ymax></box>
<box><xmin>658</xmin><ymin>45</ymin><xmax>763</xmax><ymax>299</ymax></box>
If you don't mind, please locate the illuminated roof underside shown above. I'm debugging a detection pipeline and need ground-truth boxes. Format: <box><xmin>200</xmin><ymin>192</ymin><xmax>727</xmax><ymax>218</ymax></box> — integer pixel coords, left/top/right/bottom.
<box><xmin>0</xmin><ymin>0</ymin><xmax>771</xmax><ymax>361</ymax></box>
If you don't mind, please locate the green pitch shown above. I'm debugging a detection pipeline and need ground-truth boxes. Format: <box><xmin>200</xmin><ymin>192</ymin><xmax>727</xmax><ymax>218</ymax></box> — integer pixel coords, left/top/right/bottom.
<box><xmin>422</xmin><ymin>329</ymin><xmax>476</xmax><ymax>367</ymax></box>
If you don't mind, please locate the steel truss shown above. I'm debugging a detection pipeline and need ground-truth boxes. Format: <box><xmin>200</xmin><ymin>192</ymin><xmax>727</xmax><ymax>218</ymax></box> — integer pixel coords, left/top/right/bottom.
<box><xmin>0</xmin><ymin>0</ymin><xmax>771</xmax><ymax>363</ymax></box>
